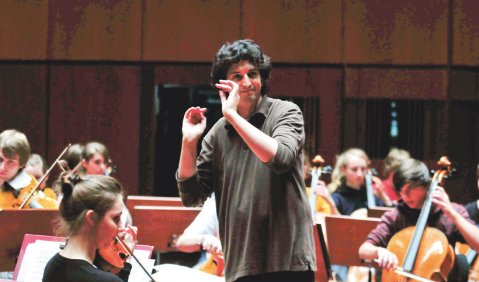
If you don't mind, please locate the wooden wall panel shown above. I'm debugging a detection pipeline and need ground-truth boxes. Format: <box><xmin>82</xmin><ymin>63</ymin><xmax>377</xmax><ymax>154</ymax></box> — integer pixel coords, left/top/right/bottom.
<box><xmin>242</xmin><ymin>0</ymin><xmax>341</xmax><ymax>63</ymax></box>
<box><xmin>269</xmin><ymin>67</ymin><xmax>342</xmax><ymax>163</ymax></box>
<box><xmin>345</xmin><ymin>68</ymin><xmax>448</xmax><ymax>100</ymax></box>
<box><xmin>450</xmin><ymin>70</ymin><xmax>479</xmax><ymax>101</ymax></box>
<box><xmin>344</xmin><ymin>0</ymin><xmax>448</xmax><ymax>65</ymax></box>
<box><xmin>453</xmin><ymin>0</ymin><xmax>479</xmax><ymax>66</ymax></box>
<box><xmin>143</xmin><ymin>0</ymin><xmax>240</xmax><ymax>62</ymax></box>
<box><xmin>154</xmin><ymin>65</ymin><xmax>211</xmax><ymax>86</ymax></box>
<box><xmin>48</xmin><ymin>65</ymin><xmax>141</xmax><ymax>195</ymax></box>
<box><xmin>0</xmin><ymin>0</ymin><xmax>48</xmax><ymax>60</ymax></box>
<box><xmin>0</xmin><ymin>65</ymin><xmax>47</xmax><ymax>156</ymax></box>
<box><xmin>47</xmin><ymin>0</ymin><xmax>141</xmax><ymax>60</ymax></box>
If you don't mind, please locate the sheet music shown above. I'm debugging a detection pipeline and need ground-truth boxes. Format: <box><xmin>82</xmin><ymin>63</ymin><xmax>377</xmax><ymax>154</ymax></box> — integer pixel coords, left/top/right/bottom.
<box><xmin>127</xmin><ymin>249</ymin><xmax>155</xmax><ymax>282</ymax></box>
<box><xmin>15</xmin><ymin>240</ymin><xmax>154</xmax><ymax>282</ymax></box>
<box><xmin>17</xmin><ymin>240</ymin><xmax>63</xmax><ymax>282</ymax></box>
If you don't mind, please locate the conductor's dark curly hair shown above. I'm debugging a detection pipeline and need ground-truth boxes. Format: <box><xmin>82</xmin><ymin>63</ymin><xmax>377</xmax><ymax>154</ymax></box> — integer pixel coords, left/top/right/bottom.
<box><xmin>211</xmin><ymin>39</ymin><xmax>272</xmax><ymax>96</ymax></box>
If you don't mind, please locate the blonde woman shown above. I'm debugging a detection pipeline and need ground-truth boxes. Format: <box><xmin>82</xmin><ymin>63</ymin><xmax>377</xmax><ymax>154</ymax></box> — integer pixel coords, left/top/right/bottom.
<box><xmin>315</xmin><ymin>148</ymin><xmax>392</xmax><ymax>216</ymax></box>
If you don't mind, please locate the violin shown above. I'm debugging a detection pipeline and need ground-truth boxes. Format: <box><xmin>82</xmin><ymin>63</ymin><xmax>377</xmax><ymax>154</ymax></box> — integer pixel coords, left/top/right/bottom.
<box><xmin>308</xmin><ymin>154</ymin><xmax>333</xmax><ymax>218</ymax></box>
<box><xmin>18</xmin><ymin>144</ymin><xmax>71</xmax><ymax>209</ymax></box>
<box><xmin>98</xmin><ymin>237</ymin><xmax>130</xmax><ymax>270</ymax></box>
<box><xmin>382</xmin><ymin>156</ymin><xmax>455</xmax><ymax>282</ymax></box>
<box><xmin>98</xmin><ymin>233</ymin><xmax>157</xmax><ymax>281</ymax></box>
<box><xmin>198</xmin><ymin>253</ymin><xmax>225</xmax><ymax>277</ymax></box>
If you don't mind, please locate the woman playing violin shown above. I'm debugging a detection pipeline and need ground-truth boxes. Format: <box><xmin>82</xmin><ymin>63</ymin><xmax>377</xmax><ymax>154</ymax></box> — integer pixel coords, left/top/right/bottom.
<box><xmin>0</xmin><ymin>129</ymin><xmax>44</xmax><ymax>209</ymax></box>
<box><xmin>80</xmin><ymin>142</ymin><xmax>112</xmax><ymax>176</ymax></box>
<box><xmin>358</xmin><ymin>158</ymin><xmax>479</xmax><ymax>281</ymax></box>
<box><xmin>43</xmin><ymin>173</ymin><xmax>137</xmax><ymax>282</ymax></box>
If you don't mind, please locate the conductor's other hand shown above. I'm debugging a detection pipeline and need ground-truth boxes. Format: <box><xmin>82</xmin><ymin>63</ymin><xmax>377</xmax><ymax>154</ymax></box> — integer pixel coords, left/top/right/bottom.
<box><xmin>182</xmin><ymin>107</ymin><xmax>207</xmax><ymax>141</ymax></box>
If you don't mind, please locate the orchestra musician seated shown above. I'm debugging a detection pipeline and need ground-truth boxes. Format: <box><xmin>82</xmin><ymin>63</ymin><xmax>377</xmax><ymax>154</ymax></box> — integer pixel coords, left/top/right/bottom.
<box><xmin>153</xmin><ymin>194</ymin><xmax>225</xmax><ymax>281</ymax></box>
<box><xmin>313</xmin><ymin>148</ymin><xmax>392</xmax><ymax>217</ymax></box>
<box><xmin>24</xmin><ymin>153</ymin><xmax>59</xmax><ymax>208</ymax></box>
<box><xmin>80</xmin><ymin>141</ymin><xmax>113</xmax><ymax>176</ymax></box>
<box><xmin>380</xmin><ymin>147</ymin><xmax>411</xmax><ymax>204</ymax></box>
<box><xmin>0</xmin><ymin>129</ymin><xmax>45</xmax><ymax>209</ymax></box>
<box><xmin>358</xmin><ymin>158</ymin><xmax>479</xmax><ymax>282</ymax></box>
<box><xmin>43</xmin><ymin>173</ymin><xmax>138</xmax><ymax>282</ymax></box>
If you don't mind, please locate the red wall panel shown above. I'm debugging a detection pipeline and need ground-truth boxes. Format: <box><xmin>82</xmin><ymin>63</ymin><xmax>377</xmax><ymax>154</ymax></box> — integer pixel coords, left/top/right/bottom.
<box><xmin>155</xmin><ymin>65</ymin><xmax>211</xmax><ymax>86</ymax></box>
<box><xmin>48</xmin><ymin>0</ymin><xmax>141</xmax><ymax>60</ymax></box>
<box><xmin>345</xmin><ymin>68</ymin><xmax>448</xmax><ymax>100</ymax></box>
<box><xmin>344</xmin><ymin>0</ymin><xmax>448</xmax><ymax>65</ymax></box>
<box><xmin>242</xmin><ymin>0</ymin><xmax>341</xmax><ymax>63</ymax></box>
<box><xmin>453</xmin><ymin>0</ymin><xmax>479</xmax><ymax>65</ymax></box>
<box><xmin>0</xmin><ymin>65</ymin><xmax>48</xmax><ymax>156</ymax></box>
<box><xmin>143</xmin><ymin>0</ymin><xmax>241</xmax><ymax>62</ymax></box>
<box><xmin>48</xmin><ymin>65</ymin><xmax>141</xmax><ymax>194</ymax></box>
<box><xmin>0</xmin><ymin>0</ymin><xmax>48</xmax><ymax>60</ymax></box>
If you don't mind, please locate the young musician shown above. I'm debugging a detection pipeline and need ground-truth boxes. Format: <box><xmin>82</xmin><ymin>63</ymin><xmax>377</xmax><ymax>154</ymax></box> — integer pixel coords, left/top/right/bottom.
<box><xmin>177</xmin><ymin>39</ymin><xmax>316</xmax><ymax>282</ymax></box>
<box><xmin>176</xmin><ymin>194</ymin><xmax>221</xmax><ymax>256</ymax></box>
<box><xmin>81</xmin><ymin>142</ymin><xmax>112</xmax><ymax>176</ymax></box>
<box><xmin>0</xmin><ymin>129</ymin><xmax>44</xmax><ymax>209</ymax></box>
<box><xmin>78</xmin><ymin>141</ymin><xmax>131</xmax><ymax>226</ymax></box>
<box><xmin>315</xmin><ymin>148</ymin><xmax>392</xmax><ymax>216</ymax></box>
<box><xmin>43</xmin><ymin>174</ymin><xmax>137</xmax><ymax>282</ymax></box>
<box><xmin>62</xmin><ymin>143</ymin><xmax>84</xmax><ymax>171</ymax></box>
<box><xmin>380</xmin><ymin>147</ymin><xmax>411</xmax><ymax>203</ymax></box>
<box><xmin>358</xmin><ymin>158</ymin><xmax>479</xmax><ymax>281</ymax></box>
<box><xmin>25</xmin><ymin>154</ymin><xmax>58</xmax><ymax>204</ymax></box>
<box><xmin>153</xmin><ymin>194</ymin><xmax>225</xmax><ymax>280</ymax></box>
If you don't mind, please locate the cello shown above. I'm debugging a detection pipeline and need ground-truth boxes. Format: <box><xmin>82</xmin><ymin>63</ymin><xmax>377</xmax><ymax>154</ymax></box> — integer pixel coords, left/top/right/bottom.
<box><xmin>382</xmin><ymin>156</ymin><xmax>455</xmax><ymax>282</ymax></box>
<box><xmin>308</xmin><ymin>154</ymin><xmax>333</xmax><ymax>220</ymax></box>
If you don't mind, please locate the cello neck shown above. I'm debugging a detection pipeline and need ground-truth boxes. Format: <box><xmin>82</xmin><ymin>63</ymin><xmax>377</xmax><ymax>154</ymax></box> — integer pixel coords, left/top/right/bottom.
<box><xmin>401</xmin><ymin>178</ymin><xmax>438</xmax><ymax>272</ymax></box>
<box><xmin>309</xmin><ymin>165</ymin><xmax>322</xmax><ymax>220</ymax></box>
<box><xmin>365</xmin><ymin>170</ymin><xmax>376</xmax><ymax>209</ymax></box>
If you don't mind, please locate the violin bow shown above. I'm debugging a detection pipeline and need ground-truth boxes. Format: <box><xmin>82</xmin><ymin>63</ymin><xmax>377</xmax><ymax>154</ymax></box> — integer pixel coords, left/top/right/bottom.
<box><xmin>19</xmin><ymin>143</ymin><xmax>71</xmax><ymax>209</ymax></box>
<box><xmin>116</xmin><ymin>237</ymin><xmax>157</xmax><ymax>282</ymax></box>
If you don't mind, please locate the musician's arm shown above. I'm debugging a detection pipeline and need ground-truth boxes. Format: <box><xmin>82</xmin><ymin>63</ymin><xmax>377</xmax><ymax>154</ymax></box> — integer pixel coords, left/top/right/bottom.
<box><xmin>447</xmin><ymin>208</ymin><xmax>479</xmax><ymax>252</ymax></box>
<box><xmin>431</xmin><ymin>186</ymin><xmax>479</xmax><ymax>251</ymax></box>
<box><xmin>359</xmin><ymin>242</ymin><xmax>398</xmax><ymax>270</ymax></box>
<box><xmin>176</xmin><ymin>234</ymin><xmax>221</xmax><ymax>254</ymax></box>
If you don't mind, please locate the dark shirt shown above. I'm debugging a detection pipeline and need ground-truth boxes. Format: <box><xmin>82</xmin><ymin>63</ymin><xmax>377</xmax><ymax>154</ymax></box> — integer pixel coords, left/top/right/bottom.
<box><xmin>366</xmin><ymin>200</ymin><xmax>470</xmax><ymax>247</ymax></box>
<box><xmin>465</xmin><ymin>200</ymin><xmax>479</xmax><ymax>224</ymax></box>
<box><xmin>43</xmin><ymin>253</ymin><xmax>131</xmax><ymax>282</ymax></box>
<box><xmin>178</xmin><ymin>96</ymin><xmax>316</xmax><ymax>282</ymax></box>
<box><xmin>332</xmin><ymin>183</ymin><xmax>385</xmax><ymax>215</ymax></box>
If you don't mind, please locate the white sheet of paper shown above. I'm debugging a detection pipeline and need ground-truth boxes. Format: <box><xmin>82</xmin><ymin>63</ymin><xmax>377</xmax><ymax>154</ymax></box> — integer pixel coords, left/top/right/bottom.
<box><xmin>17</xmin><ymin>240</ymin><xmax>63</xmax><ymax>282</ymax></box>
<box><xmin>128</xmin><ymin>249</ymin><xmax>155</xmax><ymax>282</ymax></box>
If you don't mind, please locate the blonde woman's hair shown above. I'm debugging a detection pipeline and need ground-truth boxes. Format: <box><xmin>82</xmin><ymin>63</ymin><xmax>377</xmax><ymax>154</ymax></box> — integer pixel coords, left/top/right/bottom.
<box><xmin>328</xmin><ymin>148</ymin><xmax>370</xmax><ymax>192</ymax></box>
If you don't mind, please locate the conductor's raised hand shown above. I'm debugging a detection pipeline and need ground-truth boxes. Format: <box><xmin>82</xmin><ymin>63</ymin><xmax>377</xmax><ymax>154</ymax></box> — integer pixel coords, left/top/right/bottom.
<box><xmin>215</xmin><ymin>79</ymin><xmax>239</xmax><ymax>117</ymax></box>
<box><xmin>182</xmin><ymin>107</ymin><xmax>207</xmax><ymax>141</ymax></box>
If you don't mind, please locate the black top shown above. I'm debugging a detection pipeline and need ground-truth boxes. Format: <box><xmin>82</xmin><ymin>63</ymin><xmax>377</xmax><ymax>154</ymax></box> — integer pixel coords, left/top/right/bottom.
<box><xmin>465</xmin><ymin>200</ymin><xmax>479</xmax><ymax>224</ymax></box>
<box><xmin>43</xmin><ymin>253</ymin><xmax>131</xmax><ymax>282</ymax></box>
<box><xmin>332</xmin><ymin>183</ymin><xmax>385</xmax><ymax>215</ymax></box>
